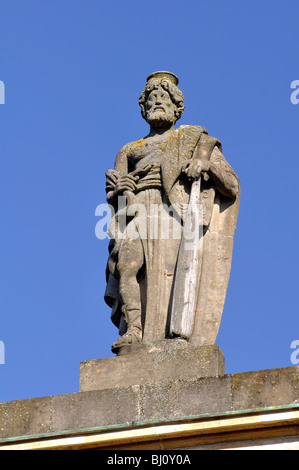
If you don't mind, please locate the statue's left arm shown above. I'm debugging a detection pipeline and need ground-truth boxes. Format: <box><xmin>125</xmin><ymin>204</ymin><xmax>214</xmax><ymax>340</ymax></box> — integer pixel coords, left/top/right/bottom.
<box><xmin>206</xmin><ymin>146</ymin><xmax>239</xmax><ymax>198</ymax></box>
<box><xmin>182</xmin><ymin>133</ymin><xmax>239</xmax><ymax>199</ymax></box>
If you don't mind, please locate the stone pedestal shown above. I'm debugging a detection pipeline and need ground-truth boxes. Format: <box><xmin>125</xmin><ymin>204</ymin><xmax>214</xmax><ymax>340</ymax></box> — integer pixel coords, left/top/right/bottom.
<box><xmin>79</xmin><ymin>340</ymin><xmax>225</xmax><ymax>392</ymax></box>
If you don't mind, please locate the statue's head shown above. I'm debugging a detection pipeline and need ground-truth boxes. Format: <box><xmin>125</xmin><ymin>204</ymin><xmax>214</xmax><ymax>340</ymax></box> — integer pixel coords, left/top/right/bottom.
<box><xmin>139</xmin><ymin>71</ymin><xmax>185</xmax><ymax>129</ymax></box>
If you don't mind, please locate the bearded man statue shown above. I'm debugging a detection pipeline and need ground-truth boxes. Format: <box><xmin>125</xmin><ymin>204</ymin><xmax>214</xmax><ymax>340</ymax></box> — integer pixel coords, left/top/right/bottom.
<box><xmin>104</xmin><ymin>72</ymin><xmax>240</xmax><ymax>355</ymax></box>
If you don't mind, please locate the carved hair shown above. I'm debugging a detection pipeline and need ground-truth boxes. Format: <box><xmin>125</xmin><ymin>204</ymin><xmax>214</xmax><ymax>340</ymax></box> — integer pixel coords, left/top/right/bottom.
<box><xmin>139</xmin><ymin>78</ymin><xmax>185</xmax><ymax>122</ymax></box>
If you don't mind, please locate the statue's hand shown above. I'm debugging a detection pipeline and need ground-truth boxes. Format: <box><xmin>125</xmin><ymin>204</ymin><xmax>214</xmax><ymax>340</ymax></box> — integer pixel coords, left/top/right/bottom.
<box><xmin>182</xmin><ymin>160</ymin><xmax>210</xmax><ymax>180</ymax></box>
<box><xmin>114</xmin><ymin>174</ymin><xmax>139</xmax><ymax>195</ymax></box>
<box><xmin>106</xmin><ymin>169</ymin><xmax>119</xmax><ymax>189</ymax></box>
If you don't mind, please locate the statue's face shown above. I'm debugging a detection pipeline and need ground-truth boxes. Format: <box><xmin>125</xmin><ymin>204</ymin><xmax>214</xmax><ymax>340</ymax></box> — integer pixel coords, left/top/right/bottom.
<box><xmin>144</xmin><ymin>85</ymin><xmax>177</xmax><ymax>128</ymax></box>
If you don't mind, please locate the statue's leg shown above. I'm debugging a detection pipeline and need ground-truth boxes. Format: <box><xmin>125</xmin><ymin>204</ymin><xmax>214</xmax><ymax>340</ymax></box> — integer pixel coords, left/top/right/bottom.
<box><xmin>111</xmin><ymin>236</ymin><xmax>144</xmax><ymax>352</ymax></box>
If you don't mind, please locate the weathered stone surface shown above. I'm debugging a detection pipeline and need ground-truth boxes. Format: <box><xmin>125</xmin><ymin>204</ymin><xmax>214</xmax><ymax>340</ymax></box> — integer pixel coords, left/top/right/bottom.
<box><xmin>104</xmin><ymin>71</ymin><xmax>240</xmax><ymax>355</ymax></box>
<box><xmin>0</xmin><ymin>396</ymin><xmax>51</xmax><ymax>439</ymax></box>
<box><xmin>51</xmin><ymin>388</ymin><xmax>139</xmax><ymax>431</ymax></box>
<box><xmin>1</xmin><ymin>366</ymin><xmax>298</xmax><ymax>441</ymax></box>
<box><xmin>232</xmin><ymin>367</ymin><xmax>299</xmax><ymax>410</ymax></box>
<box><xmin>80</xmin><ymin>341</ymin><xmax>225</xmax><ymax>392</ymax></box>
<box><xmin>135</xmin><ymin>375</ymin><xmax>233</xmax><ymax>422</ymax></box>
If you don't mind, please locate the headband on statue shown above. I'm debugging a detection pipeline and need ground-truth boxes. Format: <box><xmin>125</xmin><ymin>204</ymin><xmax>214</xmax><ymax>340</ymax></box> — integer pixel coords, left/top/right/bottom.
<box><xmin>146</xmin><ymin>71</ymin><xmax>179</xmax><ymax>86</ymax></box>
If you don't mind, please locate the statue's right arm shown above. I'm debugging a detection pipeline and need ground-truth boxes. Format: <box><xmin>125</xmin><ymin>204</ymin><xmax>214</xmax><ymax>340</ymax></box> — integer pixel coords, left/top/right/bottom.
<box><xmin>106</xmin><ymin>145</ymin><xmax>138</xmax><ymax>207</ymax></box>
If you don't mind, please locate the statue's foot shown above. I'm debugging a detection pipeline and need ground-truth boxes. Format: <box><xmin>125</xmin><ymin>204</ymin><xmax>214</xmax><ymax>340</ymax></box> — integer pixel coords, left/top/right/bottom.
<box><xmin>111</xmin><ymin>327</ymin><xmax>142</xmax><ymax>354</ymax></box>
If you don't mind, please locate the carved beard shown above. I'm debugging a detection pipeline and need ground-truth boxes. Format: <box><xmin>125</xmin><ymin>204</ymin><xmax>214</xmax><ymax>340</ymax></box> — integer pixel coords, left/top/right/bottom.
<box><xmin>146</xmin><ymin>110</ymin><xmax>176</xmax><ymax>129</ymax></box>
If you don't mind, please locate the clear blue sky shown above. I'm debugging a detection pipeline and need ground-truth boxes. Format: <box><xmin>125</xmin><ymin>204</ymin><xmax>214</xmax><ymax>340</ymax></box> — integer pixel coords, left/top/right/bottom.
<box><xmin>0</xmin><ymin>0</ymin><xmax>298</xmax><ymax>402</ymax></box>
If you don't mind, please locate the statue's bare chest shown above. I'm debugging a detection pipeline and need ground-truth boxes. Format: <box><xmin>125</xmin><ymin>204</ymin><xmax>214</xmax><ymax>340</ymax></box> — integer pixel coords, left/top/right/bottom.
<box><xmin>127</xmin><ymin>133</ymin><xmax>174</xmax><ymax>170</ymax></box>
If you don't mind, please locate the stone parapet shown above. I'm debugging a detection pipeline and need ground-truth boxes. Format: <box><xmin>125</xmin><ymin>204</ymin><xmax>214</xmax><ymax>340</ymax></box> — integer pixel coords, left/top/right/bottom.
<box><xmin>0</xmin><ymin>364</ymin><xmax>298</xmax><ymax>442</ymax></box>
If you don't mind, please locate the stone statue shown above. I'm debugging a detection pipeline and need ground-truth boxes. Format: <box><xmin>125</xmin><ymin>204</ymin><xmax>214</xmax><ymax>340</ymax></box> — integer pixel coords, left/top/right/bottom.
<box><xmin>104</xmin><ymin>71</ymin><xmax>240</xmax><ymax>355</ymax></box>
